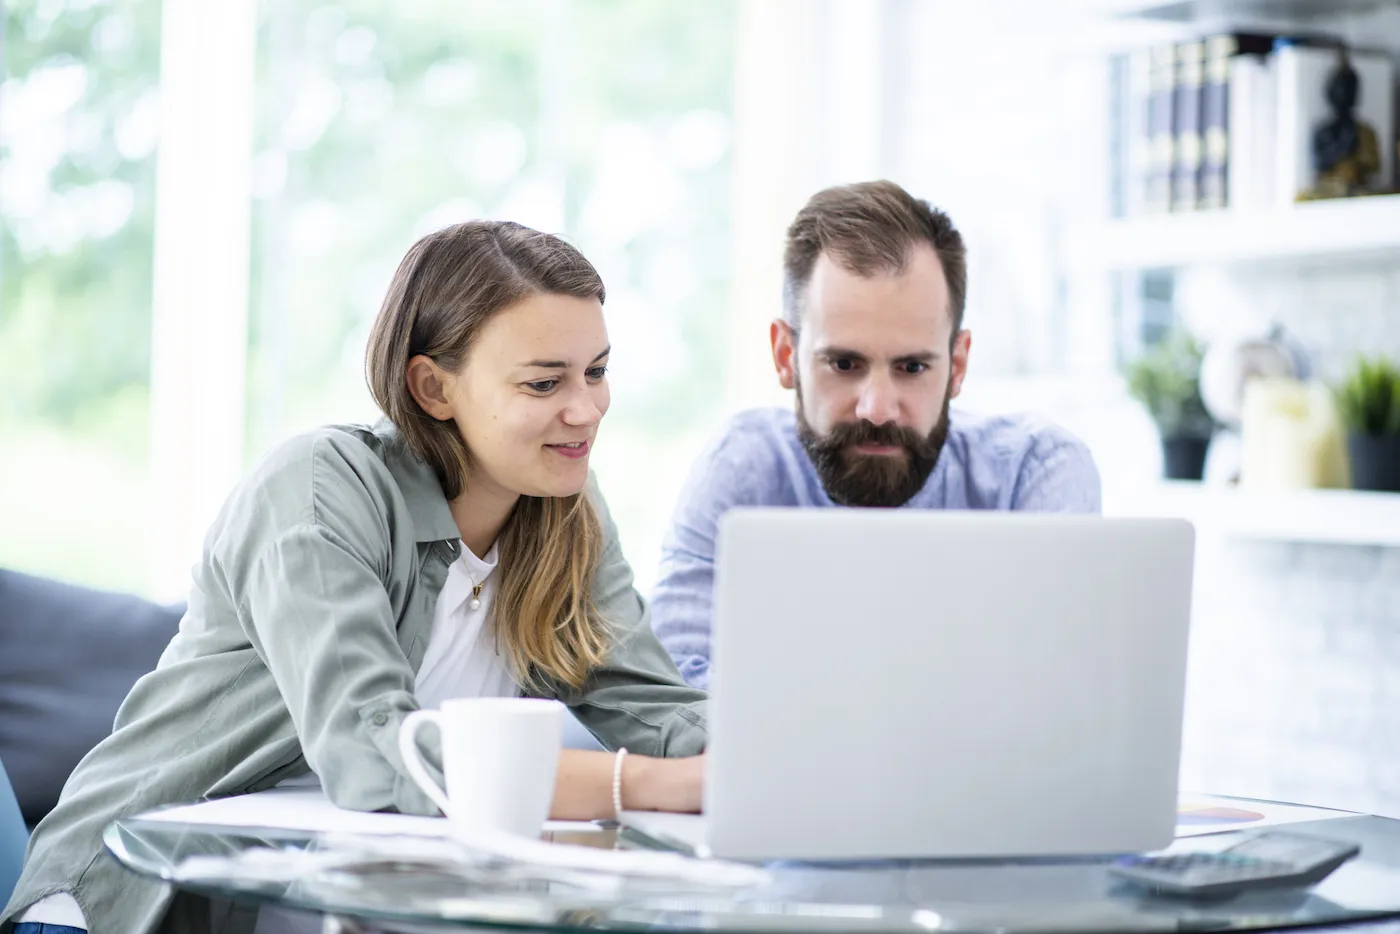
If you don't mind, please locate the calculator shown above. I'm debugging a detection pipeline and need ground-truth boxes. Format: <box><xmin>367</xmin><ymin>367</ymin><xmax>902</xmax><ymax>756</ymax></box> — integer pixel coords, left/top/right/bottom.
<box><xmin>1108</xmin><ymin>831</ymin><xmax>1361</xmax><ymax>898</ymax></box>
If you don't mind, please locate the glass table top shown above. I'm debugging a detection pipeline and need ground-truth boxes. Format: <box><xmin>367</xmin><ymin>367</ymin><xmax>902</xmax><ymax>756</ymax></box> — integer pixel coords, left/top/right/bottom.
<box><xmin>104</xmin><ymin>813</ymin><xmax>1400</xmax><ymax>934</ymax></box>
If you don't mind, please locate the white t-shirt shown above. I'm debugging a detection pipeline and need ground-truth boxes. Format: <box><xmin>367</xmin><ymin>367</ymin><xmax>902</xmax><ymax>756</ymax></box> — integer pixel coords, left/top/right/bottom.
<box><xmin>414</xmin><ymin>540</ymin><xmax>517</xmax><ymax>707</ymax></box>
<box><xmin>23</xmin><ymin>540</ymin><xmax>515</xmax><ymax>932</ymax></box>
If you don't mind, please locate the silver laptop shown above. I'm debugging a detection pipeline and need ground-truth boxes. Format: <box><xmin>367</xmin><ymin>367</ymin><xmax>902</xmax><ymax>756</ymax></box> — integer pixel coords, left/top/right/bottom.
<box><xmin>624</xmin><ymin>509</ymin><xmax>1194</xmax><ymax>861</ymax></box>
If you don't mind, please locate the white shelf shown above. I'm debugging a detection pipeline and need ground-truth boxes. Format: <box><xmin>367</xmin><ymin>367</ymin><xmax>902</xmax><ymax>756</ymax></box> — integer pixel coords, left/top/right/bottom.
<box><xmin>1105</xmin><ymin>482</ymin><xmax>1400</xmax><ymax>547</ymax></box>
<box><xmin>1071</xmin><ymin>195</ymin><xmax>1400</xmax><ymax>270</ymax></box>
<box><xmin>1101</xmin><ymin>0</ymin><xmax>1393</xmax><ymax>20</ymax></box>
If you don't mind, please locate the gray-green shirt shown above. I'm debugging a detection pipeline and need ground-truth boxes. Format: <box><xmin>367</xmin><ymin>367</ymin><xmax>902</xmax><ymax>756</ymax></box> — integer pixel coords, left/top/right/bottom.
<box><xmin>2</xmin><ymin>422</ymin><xmax>707</xmax><ymax>934</ymax></box>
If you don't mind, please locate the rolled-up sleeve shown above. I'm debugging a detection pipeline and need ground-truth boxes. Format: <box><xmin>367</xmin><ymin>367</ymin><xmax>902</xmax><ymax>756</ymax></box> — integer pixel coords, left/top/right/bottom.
<box><xmin>221</xmin><ymin>433</ymin><xmax>445</xmax><ymax>816</ymax></box>
<box><xmin>242</xmin><ymin>523</ymin><xmax>443</xmax><ymax>815</ymax></box>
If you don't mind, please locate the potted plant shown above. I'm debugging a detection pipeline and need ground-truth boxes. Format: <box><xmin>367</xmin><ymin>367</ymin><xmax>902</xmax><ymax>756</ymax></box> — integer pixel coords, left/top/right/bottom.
<box><xmin>1126</xmin><ymin>331</ymin><xmax>1216</xmax><ymax>481</ymax></box>
<box><xmin>1334</xmin><ymin>355</ymin><xmax>1400</xmax><ymax>492</ymax></box>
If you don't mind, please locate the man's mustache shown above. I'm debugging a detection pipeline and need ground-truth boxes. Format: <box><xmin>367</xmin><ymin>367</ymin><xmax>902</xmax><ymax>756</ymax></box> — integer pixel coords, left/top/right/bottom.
<box><xmin>823</xmin><ymin>420</ymin><xmax>930</xmax><ymax>455</ymax></box>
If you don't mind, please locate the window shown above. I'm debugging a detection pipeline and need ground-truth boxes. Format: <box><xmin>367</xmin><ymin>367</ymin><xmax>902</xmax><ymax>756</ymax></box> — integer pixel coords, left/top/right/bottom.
<box><xmin>0</xmin><ymin>0</ymin><xmax>163</xmax><ymax>593</ymax></box>
<box><xmin>247</xmin><ymin>0</ymin><xmax>737</xmax><ymax>589</ymax></box>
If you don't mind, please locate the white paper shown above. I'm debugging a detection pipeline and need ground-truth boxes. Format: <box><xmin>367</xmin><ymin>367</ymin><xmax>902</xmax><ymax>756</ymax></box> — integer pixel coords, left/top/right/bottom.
<box><xmin>139</xmin><ymin>787</ymin><xmax>592</xmax><ymax>837</ymax></box>
<box><xmin>140</xmin><ymin>788</ymin><xmax>770</xmax><ymax>889</ymax></box>
<box><xmin>1174</xmin><ymin>793</ymin><xmax>1355</xmax><ymax>838</ymax></box>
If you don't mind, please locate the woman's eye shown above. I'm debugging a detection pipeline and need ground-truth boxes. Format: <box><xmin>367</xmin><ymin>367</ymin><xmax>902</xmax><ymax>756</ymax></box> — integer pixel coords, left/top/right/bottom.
<box><xmin>585</xmin><ymin>365</ymin><xmax>608</xmax><ymax>381</ymax></box>
<box><xmin>526</xmin><ymin>379</ymin><xmax>558</xmax><ymax>393</ymax></box>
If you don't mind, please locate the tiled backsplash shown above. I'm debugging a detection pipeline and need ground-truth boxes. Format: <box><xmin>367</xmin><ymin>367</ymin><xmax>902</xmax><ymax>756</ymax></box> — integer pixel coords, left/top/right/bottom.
<box><xmin>1182</xmin><ymin>537</ymin><xmax>1400</xmax><ymax>815</ymax></box>
<box><xmin>1269</xmin><ymin>262</ymin><xmax>1400</xmax><ymax>381</ymax></box>
<box><xmin>1178</xmin><ymin>260</ymin><xmax>1400</xmax><ymax>382</ymax></box>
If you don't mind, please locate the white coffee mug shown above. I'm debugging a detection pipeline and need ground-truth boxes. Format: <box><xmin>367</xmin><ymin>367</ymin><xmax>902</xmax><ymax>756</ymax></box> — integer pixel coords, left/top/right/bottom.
<box><xmin>398</xmin><ymin>697</ymin><xmax>564</xmax><ymax>838</ymax></box>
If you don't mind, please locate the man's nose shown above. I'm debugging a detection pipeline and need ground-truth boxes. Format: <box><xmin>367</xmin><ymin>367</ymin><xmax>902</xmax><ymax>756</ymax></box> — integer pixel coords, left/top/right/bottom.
<box><xmin>853</xmin><ymin>375</ymin><xmax>900</xmax><ymax>425</ymax></box>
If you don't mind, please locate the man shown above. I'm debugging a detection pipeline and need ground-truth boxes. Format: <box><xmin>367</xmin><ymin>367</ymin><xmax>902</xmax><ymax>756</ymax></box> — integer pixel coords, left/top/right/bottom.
<box><xmin>651</xmin><ymin>180</ymin><xmax>1101</xmax><ymax>690</ymax></box>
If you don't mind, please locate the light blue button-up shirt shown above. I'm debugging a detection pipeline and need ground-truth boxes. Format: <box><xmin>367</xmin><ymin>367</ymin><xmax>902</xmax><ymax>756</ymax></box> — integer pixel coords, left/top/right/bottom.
<box><xmin>650</xmin><ymin>406</ymin><xmax>1103</xmax><ymax>689</ymax></box>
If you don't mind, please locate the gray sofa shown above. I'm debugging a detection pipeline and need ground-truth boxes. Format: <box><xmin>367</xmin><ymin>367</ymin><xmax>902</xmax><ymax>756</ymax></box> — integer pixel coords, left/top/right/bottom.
<box><xmin>0</xmin><ymin>569</ymin><xmax>182</xmax><ymax>828</ymax></box>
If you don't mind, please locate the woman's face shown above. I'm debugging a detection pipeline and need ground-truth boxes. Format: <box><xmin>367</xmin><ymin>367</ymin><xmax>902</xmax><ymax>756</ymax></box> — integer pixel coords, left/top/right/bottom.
<box><xmin>419</xmin><ymin>292</ymin><xmax>611</xmax><ymax>501</ymax></box>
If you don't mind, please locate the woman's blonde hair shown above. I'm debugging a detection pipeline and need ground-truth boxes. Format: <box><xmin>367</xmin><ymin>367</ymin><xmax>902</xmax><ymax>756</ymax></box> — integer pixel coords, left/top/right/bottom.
<box><xmin>365</xmin><ymin>220</ymin><xmax>609</xmax><ymax>692</ymax></box>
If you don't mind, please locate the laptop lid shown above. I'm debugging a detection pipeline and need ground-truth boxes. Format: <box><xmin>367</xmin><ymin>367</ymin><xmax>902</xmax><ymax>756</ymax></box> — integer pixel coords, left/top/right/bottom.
<box><xmin>703</xmin><ymin>510</ymin><xmax>1194</xmax><ymax>861</ymax></box>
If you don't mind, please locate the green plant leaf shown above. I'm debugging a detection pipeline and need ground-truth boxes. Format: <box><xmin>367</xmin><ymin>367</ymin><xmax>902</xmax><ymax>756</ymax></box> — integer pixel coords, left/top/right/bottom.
<box><xmin>1334</xmin><ymin>355</ymin><xmax>1400</xmax><ymax>437</ymax></box>
<box><xmin>1123</xmin><ymin>330</ymin><xmax>1214</xmax><ymax>438</ymax></box>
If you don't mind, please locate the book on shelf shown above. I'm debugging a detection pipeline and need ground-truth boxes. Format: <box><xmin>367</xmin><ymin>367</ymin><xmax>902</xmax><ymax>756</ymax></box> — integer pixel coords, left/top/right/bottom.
<box><xmin>1171</xmin><ymin>41</ymin><xmax>1205</xmax><ymax>212</ymax></box>
<box><xmin>1199</xmin><ymin>36</ymin><xmax>1234</xmax><ymax>210</ymax></box>
<box><xmin>1226</xmin><ymin>49</ymin><xmax>1277</xmax><ymax>212</ymax></box>
<box><xmin>1118</xmin><ymin>31</ymin><xmax>1395</xmax><ymax>215</ymax></box>
<box><xmin>1146</xmin><ymin>44</ymin><xmax>1177</xmax><ymax>213</ymax></box>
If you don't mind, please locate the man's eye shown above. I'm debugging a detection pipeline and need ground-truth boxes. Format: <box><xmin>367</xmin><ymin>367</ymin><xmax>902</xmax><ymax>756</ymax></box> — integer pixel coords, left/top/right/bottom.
<box><xmin>831</xmin><ymin>358</ymin><xmax>856</xmax><ymax>373</ymax></box>
<box><xmin>901</xmin><ymin>361</ymin><xmax>929</xmax><ymax>375</ymax></box>
<box><xmin>526</xmin><ymin>379</ymin><xmax>558</xmax><ymax>393</ymax></box>
<box><xmin>585</xmin><ymin>365</ymin><xmax>608</xmax><ymax>381</ymax></box>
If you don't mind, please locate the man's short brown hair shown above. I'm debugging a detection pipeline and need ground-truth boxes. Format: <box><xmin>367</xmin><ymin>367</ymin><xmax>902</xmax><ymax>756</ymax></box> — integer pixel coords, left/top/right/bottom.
<box><xmin>782</xmin><ymin>180</ymin><xmax>967</xmax><ymax>336</ymax></box>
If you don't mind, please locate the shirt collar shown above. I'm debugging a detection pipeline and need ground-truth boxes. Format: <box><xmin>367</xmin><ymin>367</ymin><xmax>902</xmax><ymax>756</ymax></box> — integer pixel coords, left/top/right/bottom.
<box><xmin>372</xmin><ymin>419</ymin><xmax>462</xmax><ymax>544</ymax></box>
<box><xmin>458</xmin><ymin>540</ymin><xmax>500</xmax><ymax>578</ymax></box>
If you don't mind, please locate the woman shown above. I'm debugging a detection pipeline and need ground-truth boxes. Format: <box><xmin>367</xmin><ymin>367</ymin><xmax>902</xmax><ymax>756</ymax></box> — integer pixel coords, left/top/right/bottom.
<box><xmin>3</xmin><ymin>221</ymin><xmax>707</xmax><ymax>934</ymax></box>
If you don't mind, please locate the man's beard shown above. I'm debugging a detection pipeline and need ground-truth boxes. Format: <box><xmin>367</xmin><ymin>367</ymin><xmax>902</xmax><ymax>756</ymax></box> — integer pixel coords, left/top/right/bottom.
<box><xmin>795</xmin><ymin>379</ymin><xmax>951</xmax><ymax>508</ymax></box>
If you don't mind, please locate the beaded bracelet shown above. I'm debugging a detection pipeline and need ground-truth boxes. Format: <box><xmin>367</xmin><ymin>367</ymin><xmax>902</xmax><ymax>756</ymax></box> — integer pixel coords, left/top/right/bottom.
<box><xmin>612</xmin><ymin>747</ymin><xmax>629</xmax><ymax>818</ymax></box>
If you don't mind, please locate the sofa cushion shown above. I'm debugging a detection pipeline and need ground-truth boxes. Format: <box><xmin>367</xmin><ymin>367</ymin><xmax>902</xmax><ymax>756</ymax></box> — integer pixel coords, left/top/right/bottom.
<box><xmin>0</xmin><ymin>569</ymin><xmax>182</xmax><ymax>827</ymax></box>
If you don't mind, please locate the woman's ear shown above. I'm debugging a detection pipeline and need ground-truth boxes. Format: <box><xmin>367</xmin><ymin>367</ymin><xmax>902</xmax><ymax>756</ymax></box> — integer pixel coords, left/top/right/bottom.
<box><xmin>406</xmin><ymin>354</ymin><xmax>457</xmax><ymax>421</ymax></box>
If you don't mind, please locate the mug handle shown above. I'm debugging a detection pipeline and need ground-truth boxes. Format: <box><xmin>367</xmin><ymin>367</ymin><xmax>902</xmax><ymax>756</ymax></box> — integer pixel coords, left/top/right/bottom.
<box><xmin>397</xmin><ymin>709</ymin><xmax>452</xmax><ymax>817</ymax></box>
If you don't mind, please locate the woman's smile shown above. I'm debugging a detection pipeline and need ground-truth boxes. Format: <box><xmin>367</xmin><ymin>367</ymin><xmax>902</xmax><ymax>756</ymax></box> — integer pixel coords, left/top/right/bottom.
<box><xmin>545</xmin><ymin>439</ymin><xmax>591</xmax><ymax>459</ymax></box>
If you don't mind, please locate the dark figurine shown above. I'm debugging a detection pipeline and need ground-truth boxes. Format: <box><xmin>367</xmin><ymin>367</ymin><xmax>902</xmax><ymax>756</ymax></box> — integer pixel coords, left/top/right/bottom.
<box><xmin>1300</xmin><ymin>50</ymin><xmax>1381</xmax><ymax>200</ymax></box>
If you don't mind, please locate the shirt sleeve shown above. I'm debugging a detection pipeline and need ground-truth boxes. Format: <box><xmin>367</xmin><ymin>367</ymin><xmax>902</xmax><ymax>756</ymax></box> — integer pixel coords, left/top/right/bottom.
<box><xmin>1010</xmin><ymin>433</ymin><xmax>1103</xmax><ymax>514</ymax></box>
<box><xmin>648</xmin><ymin>430</ymin><xmax>756</xmax><ymax>691</ymax></box>
<box><xmin>555</xmin><ymin>476</ymin><xmax>708</xmax><ymax>757</ymax></box>
<box><xmin>222</xmin><ymin>433</ymin><xmax>444</xmax><ymax>816</ymax></box>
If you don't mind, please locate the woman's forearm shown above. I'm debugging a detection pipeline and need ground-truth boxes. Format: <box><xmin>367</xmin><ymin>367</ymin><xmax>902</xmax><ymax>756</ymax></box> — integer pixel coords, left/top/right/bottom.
<box><xmin>549</xmin><ymin>749</ymin><xmax>704</xmax><ymax>820</ymax></box>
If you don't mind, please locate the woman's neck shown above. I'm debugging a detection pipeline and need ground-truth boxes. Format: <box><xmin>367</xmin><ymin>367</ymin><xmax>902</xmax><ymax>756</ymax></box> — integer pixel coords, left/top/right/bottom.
<box><xmin>449</xmin><ymin>476</ymin><xmax>520</xmax><ymax>560</ymax></box>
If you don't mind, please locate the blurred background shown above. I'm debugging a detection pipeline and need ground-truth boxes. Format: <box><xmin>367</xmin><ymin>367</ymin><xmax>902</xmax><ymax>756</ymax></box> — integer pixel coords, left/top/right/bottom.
<box><xmin>5</xmin><ymin>0</ymin><xmax>1400</xmax><ymax>812</ymax></box>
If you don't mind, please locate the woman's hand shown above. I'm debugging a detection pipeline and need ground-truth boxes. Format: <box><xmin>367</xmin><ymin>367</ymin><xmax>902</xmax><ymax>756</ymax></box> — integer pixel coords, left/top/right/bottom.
<box><xmin>623</xmin><ymin>753</ymin><xmax>705</xmax><ymax>814</ymax></box>
<box><xmin>550</xmin><ymin>750</ymin><xmax>705</xmax><ymax>820</ymax></box>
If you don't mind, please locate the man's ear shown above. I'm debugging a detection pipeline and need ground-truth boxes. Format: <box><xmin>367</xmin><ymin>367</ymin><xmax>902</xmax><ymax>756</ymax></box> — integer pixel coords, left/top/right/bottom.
<box><xmin>771</xmin><ymin>319</ymin><xmax>798</xmax><ymax>391</ymax></box>
<box><xmin>948</xmin><ymin>330</ymin><xmax>971</xmax><ymax>399</ymax></box>
<box><xmin>406</xmin><ymin>355</ymin><xmax>457</xmax><ymax>420</ymax></box>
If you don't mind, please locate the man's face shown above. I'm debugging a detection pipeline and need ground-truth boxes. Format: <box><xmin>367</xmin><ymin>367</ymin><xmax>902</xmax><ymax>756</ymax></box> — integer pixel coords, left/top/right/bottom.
<box><xmin>771</xmin><ymin>243</ymin><xmax>971</xmax><ymax>507</ymax></box>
